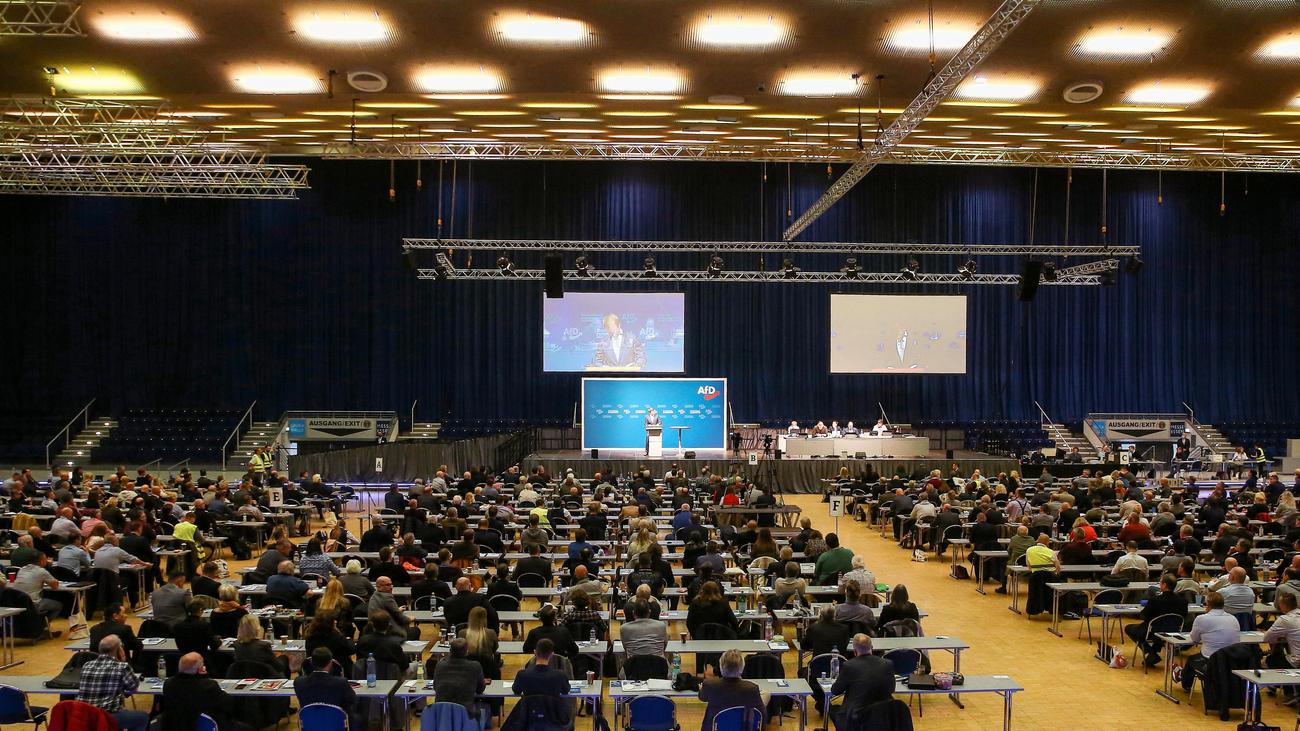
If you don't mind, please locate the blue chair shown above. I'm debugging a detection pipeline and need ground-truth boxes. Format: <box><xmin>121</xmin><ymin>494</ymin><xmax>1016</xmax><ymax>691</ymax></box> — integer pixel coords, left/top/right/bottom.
<box><xmin>885</xmin><ymin>649</ymin><xmax>925</xmax><ymax>715</ymax></box>
<box><xmin>712</xmin><ymin>706</ymin><xmax>761</xmax><ymax>731</ymax></box>
<box><xmin>627</xmin><ymin>695</ymin><xmax>678</xmax><ymax>731</ymax></box>
<box><xmin>421</xmin><ymin>702</ymin><xmax>481</xmax><ymax>731</ymax></box>
<box><xmin>195</xmin><ymin>713</ymin><xmax>217</xmax><ymax>731</ymax></box>
<box><xmin>0</xmin><ymin>685</ymin><xmax>47</xmax><ymax>729</ymax></box>
<box><xmin>300</xmin><ymin>702</ymin><xmax>349</xmax><ymax>731</ymax></box>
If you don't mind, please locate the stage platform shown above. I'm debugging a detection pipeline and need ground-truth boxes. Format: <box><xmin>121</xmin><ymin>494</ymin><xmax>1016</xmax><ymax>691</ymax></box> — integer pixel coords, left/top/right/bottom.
<box><xmin>526</xmin><ymin>450</ymin><xmax>1019</xmax><ymax>494</ymax></box>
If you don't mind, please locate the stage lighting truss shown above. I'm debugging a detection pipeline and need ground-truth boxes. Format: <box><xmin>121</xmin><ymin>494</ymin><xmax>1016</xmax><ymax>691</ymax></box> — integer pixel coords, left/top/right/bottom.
<box><xmin>323</xmin><ymin>140</ymin><xmax>1300</xmax><ymax>173</ymax></box>
<box><xmin>403</xmin><ymin>238</ymin><xmax>1141</xmax><ymax>258</ymax></box>
<box><xmin>0</xmin><ymin>97</ymin><xmax>310</xmax><ymax>198</ymax></box>
<box><xmin>414</xmin><ymin>268</ymin><xmax>1110</xmax><ymax>285</ymax></box>
<box><xmin>0</xmin><ymin>1</ymin><xmax>83</xmax><ymax>36</ymax></box>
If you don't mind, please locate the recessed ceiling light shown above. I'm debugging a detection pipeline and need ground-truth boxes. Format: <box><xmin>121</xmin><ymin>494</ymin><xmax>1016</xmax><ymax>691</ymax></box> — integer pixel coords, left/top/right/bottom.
<box><xmin>1102</xmin><ymin>105</ymin><xmax>1184</xmax><ymax>113</ymax></box>
<box><xmin>455</xmin><ymin>110</ymin><xmax>525</xmax><ymax>116</ymax></box>
<box><xmin>609</xmin><ymin>133</ymin><xmax>665</xmax><ymax>139</ymax></box>
<box><xmin>412</xmin><ymin>66</ymin><xmax>503</xmax><ymax>93</ymax></box>
<box><xmin>954</xmin><ymin>75</ymin><xmax>1040</xmax><ymax>101</ymax></box>
<box><xmin>229</xmin><ymin>64</ymin><xmax>323</xmax><ymax>94</ymax></box>
<box><xmin>202</xmin><ymin>103</ymin><xmax>275</xmax><ymax>109</ymax></box>
<box><xmin>608</xmin><ymin>124</ymin><xmax>668</xmax><ymax>129</ymax></box>
<box><xmin>494</xmin><ymin>133</ymin><xmax>548</xmax><ymax>138</ymax></box>
<box><xmin>292</xmin><ymin>9</ymin><xmax>391</xmax><ymax>43</ymax></box>
<box><xmin>752</xmin><ymin>113</ymin><xmax>821</xmax><ymax>119</ymax></box>
<box><xmin>604</xmin><ymin>111</ymin><xmax>673</xmax><ymax>117</ymax></box>
<box><xmin>994</xmin><ymin>111</ymin><xmax>1066</xmax><ymax>117</ymax></box>
<box><xmin>520</xmin><ymin>102</ymin><xmax>596</xmax><ymax>109</ymax></box>
<box><xmin>884</xmin><ymin>16</ymin><xmax>976</xmax><ymax>53</ymax></box>
<box><xmin>216</xmin><ymin>124</ymin><xmax>276</xmax><ymax>130</ymax></box>
<box><xmin>47</xmin><ymin>66</ymin><xmax>143</xmax><ymax>94</ymax></box>
<box><xmin>682</xmin><ymin>103</ymin><xmax>757</xmax><ymax>111</ymax></box>
<box><xmin>779</xmin><ymin>73</ymin><xmax>860</xmax><ymax>97</ymax></box>
<box><xmin>158</xmin><ymin>110</ymin><xmax>228</xmax><ymax>118</ymax></box>
<box><xmin>474</xmin><ymin>123</ymin><xmax>535</xmax><ymax>128</ymax></box>
<box><xmin>1126</xmin><ymin>81</ymin><xmax>1212</xmax><ymax>105</ymax></box>
<box><xmin>942</xmin><ymin>100</ymin><xmax>1021</xmax><ymax>108</ymax></box>
<box><xmin>548</xmin><ymin>128</ymin><xmax>603</xmax><ymax>134</ymax></box>
<box><xmin>691</xmin><ymin>12</ymin><xmax>789</xmax><ymax>48</ymax></box>
<box><xmin>1179</xmin><ymin>124</ymin><xmax>1247</xmax><ymax>130</ymax></box>
<box><xmin>251</xmin><ymin>117</ymin><xmax>324</xmax><ymax>123</ymax></box>
<box><xmin>1256</xmin><ymin>31</ymin><xmax>1300</xmax><ymax>60</ymax></box>
<box><xmin>598</xmin><ymin>68</ymin><xmax>685</xmax><ymax>94</ymax></box>
<box><xmin>1075</xmin><ymin>26</ymin><xmax>1174</xmax><ymax>58</ymax></box>
<box><xmin>424</xmin><ymin>93</ymin><xmax>508</xmax><ymax>100</ymax></box>
<box><xmin>494</xmin><ymin>12</ymin><xmax>589</xmax><ymax>45</ymax></box>
<box><xmin>729</xmin><ymin>135</ymin><xmax>780</xmax><ymax>140</ymax></box>
<box><xmin>304</xmin><ymin>110</ymin><xmax>377</xmax><ymax>116</ymax></box>
<box><xmin>396</xmin><ymin>116</ymin><xmax>458</xmax><ymax>122</ymax></box>
<box><xmin>91</xmin><ymin>11</ymin><xmax>197</xmax><ymax>41</ymax></box>
<box><xmin>358</xmin><ymin>102</ymin><xmax>439</xmax><ymax>109</ymax></box>
<box><xmin>555</xmin><ymin>138</ymin><xmax>607</xmax><ymax>143</ymax></box>
<box><xmin>600</xmin><ymin>94</ymin><xmax>681</xmax><ymax>101</ymax></box>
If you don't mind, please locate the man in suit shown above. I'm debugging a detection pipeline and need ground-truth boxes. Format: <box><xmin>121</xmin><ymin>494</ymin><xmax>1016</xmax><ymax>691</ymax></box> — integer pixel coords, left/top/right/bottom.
<box><xmin>443</xmin><ymin>577</ymin><xmax>499</xmax><ymax>632</ymax></box>
<box><xmin>148</xmin><ymin>570</ymin><xmax>192</xmax><ymax>627</ymax></box>
<box><xmin>587</xmin><ymin>313</ymin><xmax>646</xmax><ymax>370</ymax></box>
<box><xmin>513</xmin><ymin>544</ymin><xmax>555</xmax><ymax>584</ymax></box>
<box><xmin>190</xmin><ymin>562</ymin><xmax>222</xmax><ymax>599</ymax></box>
<box><xmin>162</xmin><ymin>652</ymin><xmax>245</xmax><ymax>731</ymax></box>
<box><xmin>355</xmin><ymin>610</ymin><xmax>409</xmax><ymax>666</ymax></box>
<box><xmin>90</xmin><ymin>604</ymin><xmax>142</xmax><ymax>662</ymax></box>
<box><xmin>830</xmin><ymin>634</ymin><xmax>895</xmax><ymax>730</ymax></box>
<box><xmin>368</xmin><ymin>577</ymin><xmax>418</xmax><ymax>639</ymax></box>
<box><xmin>511</xmin><ymin>638</ymin><xmax>570</xmax><ymax>697</ymax></box>
<box><xmin>643</xmin><ymin>407</ymin><xmax>662</xmax><ymax>455</ymax></box>
<box><xmin>294</xmin><ymin>648</ymin><xmax>358</xmax><ymax>729</ymax></box>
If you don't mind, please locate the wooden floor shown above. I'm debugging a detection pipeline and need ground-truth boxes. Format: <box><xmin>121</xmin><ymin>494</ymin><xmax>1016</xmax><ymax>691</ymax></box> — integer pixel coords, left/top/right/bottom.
<box><xmin>2</xmin><ymin>495</ymin><xmax>1281</xmax><ymax>729</ymax></box>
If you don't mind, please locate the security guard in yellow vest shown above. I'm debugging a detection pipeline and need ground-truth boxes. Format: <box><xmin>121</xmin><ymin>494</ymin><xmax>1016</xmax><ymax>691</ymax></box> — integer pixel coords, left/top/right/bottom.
<box><xmin>248</xmin><ymin>446</ymin><xmax>268</xmax><ymax>486</ymax></box>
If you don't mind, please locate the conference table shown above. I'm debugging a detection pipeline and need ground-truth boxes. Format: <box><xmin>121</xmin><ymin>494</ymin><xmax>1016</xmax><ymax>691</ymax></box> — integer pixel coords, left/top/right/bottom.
<box><xmin>1153</xmin><ymin>630</ymin><xmax>1268</xmax><ymax>705</ymax></box>
<box><xmin>607</xmin><ymin>678</ymin><xmax>815</xmax><ymax>731</ymax></box>
<box><xmin>1233</xmin><ymin>668</ymin><xmax>1300</xmax><ymax>726</ymax></box>
<box><xmin>778</xmin><ymin>435</ymin><xmax>929</xmax><ymax>459</ymax></box>
<box><xmin>816</xmin><ymin>675</ymin><xmax>1024</xmax><ymax>731</ymax></box>
<box><xmin>393</xmin><ymin>678</ymin><xmax>605</xmax><ymax>731</ymax></box>
<box><xmin>0</xmin><ymin>606</ymin><xmax>23</xmax><ymax>670</ymax></box>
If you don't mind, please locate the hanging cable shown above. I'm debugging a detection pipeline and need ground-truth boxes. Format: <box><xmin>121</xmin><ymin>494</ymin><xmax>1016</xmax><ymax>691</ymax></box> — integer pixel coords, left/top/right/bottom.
<box><xmin>436</xmin><ymin>161</ymin><xmax>444</xmax><ymax>237</ymax></box>
<box><xmin>349</xmin><ymin>98</ymin><xmax>357</xmax><ymax>145</ymax></box>
<box><xmin>875</xmin><ymin>75</ymin><xmax>885</xmax><ymax>144</ymax></box>
<box><xmin>451</xmin><ymin>160</ymin><xmax>465</xmax><ymax>266</ymax></box>
<box><xmin>416</xmin><ymin>158</ymin><xmax>423</xmax><ymax>191</ymax></box>
<box><xmin>1100</xmin><ymin>168</ymin><xmax>1108</xmax><ymax>241</ymax></box>
<box><xmin>1063</xmin><ymin>168</ymin><xmax>1072</xmax><ymax>247</ymax></box>
<box><xmin>1029</xmin><ymin>169</ymin><xmax>1039</xmax><ymax>245</ymax></box>
<box><xmin>826</xmin><ymin>120</ymin><xmax>833</xmax><ymax>179</ymax></box>
<box><xmin>785</xmin><ymin>162</ymin><xmax>792</xmax><ymax>221</ymax></box>
<box><xmin>387</xmin><ymin>115</ymin><xmax>396</xmax><ymax>202</ymax></box>
<box><xmin>1156</xmin><ymin>141</ymin><xmax>1163</xmax><ymax>205</ymax></box>
<box><xmin>926</xmin><ymin>0</ymin><xmax>937</xmax><ymax>83</ymax></box>
<box><xmin>760</xmin><ymin>162</ymin><xmax>767</xmax><ymax>242</ymax></box>
<box><xmin>466</xmin><ymin>162</ymin><xmax>473</xmax><ymax>239</ymax></box>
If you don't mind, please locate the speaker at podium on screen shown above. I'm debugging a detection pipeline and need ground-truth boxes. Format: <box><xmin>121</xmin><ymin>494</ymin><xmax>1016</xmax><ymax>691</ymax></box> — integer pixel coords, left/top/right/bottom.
<box><xmin>586</xmin><ymin>313</ymin><xmax>647</xmax><ymax>370</ymax></box>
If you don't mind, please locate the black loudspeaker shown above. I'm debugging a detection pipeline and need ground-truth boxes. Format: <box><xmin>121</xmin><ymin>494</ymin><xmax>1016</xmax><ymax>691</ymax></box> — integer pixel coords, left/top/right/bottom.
<box><xmin>775</xmin><ymin>449</ymin><xmax>783</xmax><ymax>460</ymax></box>
<box><xmin>590</xmin><ymin>449</ymin><xmax>598</xmax><ymax>459</ymax></box>
<box><xmin>545</xmin><ymin>255</ymin><xmax>564</xmax><ymax>298</ymax></box>
<box><xmin>1017</xmin><ymin>260</ymin><xmax>1043</xmax><ymax>302</ymax></box>
<box><xmin>684</xmin><ymin>450</ymin><xmax>696</xmax><ymax>459</ymax></box>
<box><xmin>855</xmin><ymin>452</ymin><xmax>867</xmax><ymax>459</ymax></box>
<box><xmin>946</xmin><ymin>449</ymin><xmax>956</xmax><ymax>460</ymax></box>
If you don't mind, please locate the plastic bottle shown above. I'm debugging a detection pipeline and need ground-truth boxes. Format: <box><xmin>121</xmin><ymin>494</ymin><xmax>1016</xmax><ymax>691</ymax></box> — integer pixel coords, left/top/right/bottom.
<box><xmin>415</xmin><ymin>660</ymin><xmax>425</xmax><ymax>681</ymax></box>
<box><xmin>672</xmin><ymin>652</ymin><xmax>681</xmax><ymax>678</ymax></box>
<box><xmin>589</xmin><ymin>627</ymin><xmax>597</xmax><ymax>644</ymax></box>
<box><xmin>829</xmin><ymin>647</ymin><xmax>841</xmax><ymax>678</ymax></box>
<box><xmin>157</xmin><ymin>656</ymin><xmax>167</xmax><ymax>681</ymax></box>
<box><xmin>366</xmin><ymin>653</ymin><xmax>377</xmax><ymax>687</ymax></box>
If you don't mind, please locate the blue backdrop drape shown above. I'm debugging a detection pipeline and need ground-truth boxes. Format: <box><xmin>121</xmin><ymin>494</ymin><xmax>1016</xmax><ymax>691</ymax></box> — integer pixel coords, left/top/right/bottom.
<box><xmin>1</xmin><ymin>159</ymin><xmax>1296</xmax><ymax>426</ymax></box>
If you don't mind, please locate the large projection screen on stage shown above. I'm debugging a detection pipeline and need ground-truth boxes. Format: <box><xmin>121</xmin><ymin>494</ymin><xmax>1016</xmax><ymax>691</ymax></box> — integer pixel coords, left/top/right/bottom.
<box><xmin>582</xmin><ymin>377</ymin><xmax>727</xmax><ymax>451</ymax></box>
<box><xmin>830</xmin><ymin>294</ymin><xmax>968</xmax><ymax>374</ymax></box>
<box><xmin>543</xmin><ymin>292</ymin><xmax>685</xmax><ymax>373</ymax></box>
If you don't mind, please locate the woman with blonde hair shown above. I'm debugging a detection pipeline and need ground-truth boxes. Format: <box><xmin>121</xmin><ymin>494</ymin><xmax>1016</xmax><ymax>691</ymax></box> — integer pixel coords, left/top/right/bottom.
<box><xmin>210</xmin><ymin>583</ymin><xmax>248</xmax><ymax>638</ymax></box>
<box><xmin>457</xmin><ymin>605</ymin><xmax>501</xmax><ymax>679</ymax></box>
<box><xmin>626</xmin><ymin>523</ymin><xmax>655</xmax><ymax>565</ymax></box>
<box><xmin>234</xmin><ymin>613</ymin><xmax>288</xmax><ymax>676</ymax></box>
<box><xmin>314</xmin><ymin>577</ymin><xmax>351</xmax><ymax>617</ymax></box>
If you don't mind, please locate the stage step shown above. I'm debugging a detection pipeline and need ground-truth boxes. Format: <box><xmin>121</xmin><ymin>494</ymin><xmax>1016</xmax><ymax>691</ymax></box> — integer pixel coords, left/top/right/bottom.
<box><xmin>1043</xmin><ymin>422</ymin><xmax>1092</xmax><ymax>456</ymax></box>
<box><xmin>231</xmin><ymin>421</ymin><xmax>282</xmax><ymax>468</ymax></box>
<box><xmin>403</xmin><ymin>422</ymin><xmax>440</xmax><ymax>440</ymax></box>
<box><xmin>1196</xmin><ymin>424</ymin><xmax>1238</xmax><ymax>455</ymax></box>
<box><xmin>54</xmin><ymin>418</ymin><xmax>118</xmax><ymax>467</ymax></box>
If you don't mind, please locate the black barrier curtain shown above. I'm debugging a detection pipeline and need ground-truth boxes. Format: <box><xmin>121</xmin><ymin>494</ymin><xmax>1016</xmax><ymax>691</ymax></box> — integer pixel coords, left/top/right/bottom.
<box><xmin>1</xmin><ymin>159</ymin><xmax>1297</xmax><ymax>425</ymax></box>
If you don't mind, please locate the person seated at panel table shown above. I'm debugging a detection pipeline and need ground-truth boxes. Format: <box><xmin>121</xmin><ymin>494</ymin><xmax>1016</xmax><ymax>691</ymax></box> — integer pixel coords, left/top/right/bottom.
<box><xmin>842</xmin><ymin>421</ymin><xmax>860</xmax><ymax>436</ymax></box>
<box><xmin>828</xmin><ymin>421</ymin><xmax>842</xmax><ymax>437</ymax></box>
<box><xmin>811</xmin><ymin>421</ymin><xmax>829</xmax><ymax>437</ymax></box>
<box><xmin>786</xmin><ymin>420</ymin><xmax>801</xmax><ymax>436</ymax></box>
<box><xmin>871</xmin><ymin>418</ymin><xmax>890</xmax><ymax>436</ymax></box>
<box><xmin>830</xmin><ymin>634</ymin><xmax>896</xmax><ymax>731</ymax></box>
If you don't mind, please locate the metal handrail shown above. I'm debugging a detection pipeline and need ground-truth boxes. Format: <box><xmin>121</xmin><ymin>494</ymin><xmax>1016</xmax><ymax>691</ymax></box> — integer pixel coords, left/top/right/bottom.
<box><xmin>138</xmin><ymin>458</ymin><xmax>163</xmax><ymax>472</ymax></box>
<box><xmin>1181</xmin><ymin>402</ymin><xmax>1197</xmax><ymax>428</ymax></box>
<box><xmin>45</xmin><ymin>398</ymin><xmax>96</xmax><ymax>469</ymax></box>
<box><xmin>165</xmin><ymin>458</ymin><xmax>191</xmax><ymax>472</ymax></box>
<box><xmin>1032</xmin><ymin>400</ymin><xmax>1052</xmax><ymax>427</ymax></box>
<box><xmin>409</xmin><ymin>399</ymin><xmax>418</xmax><ymax>431</ymax></box>
<box><xmin>222</xmin><ymin>400</ymin><xmax>257</xmax><ymax>471</ymax></box>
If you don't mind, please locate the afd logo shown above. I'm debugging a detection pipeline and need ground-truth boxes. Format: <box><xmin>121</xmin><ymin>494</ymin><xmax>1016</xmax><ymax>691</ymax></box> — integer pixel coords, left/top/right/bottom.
<box><xmin>697</xmin><ymin>385</ymin><xmax>722</xmax><ymax>401</ymax></box>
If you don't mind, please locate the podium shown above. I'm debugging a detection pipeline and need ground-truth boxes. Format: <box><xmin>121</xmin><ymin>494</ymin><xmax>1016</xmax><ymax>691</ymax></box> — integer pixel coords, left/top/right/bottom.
<box><xmin>646</xmin><ymin>425</ymin><xmax>663</xmax><ymax>458</ymax></box>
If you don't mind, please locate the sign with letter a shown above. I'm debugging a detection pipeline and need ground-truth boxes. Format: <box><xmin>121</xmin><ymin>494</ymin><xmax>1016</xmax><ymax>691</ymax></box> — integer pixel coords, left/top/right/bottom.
<box><xmin>375</xmin><ymin>457</ymin><xmax>384</xmax><ymax>473</ymax></box>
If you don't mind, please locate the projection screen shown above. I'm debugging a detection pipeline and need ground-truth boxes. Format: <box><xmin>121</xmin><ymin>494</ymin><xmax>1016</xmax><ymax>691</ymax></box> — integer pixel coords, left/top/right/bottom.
<box><xmin>829</xmin><ymin>294</ymin><xmax>968</xmax><ymax>374</ymax></box>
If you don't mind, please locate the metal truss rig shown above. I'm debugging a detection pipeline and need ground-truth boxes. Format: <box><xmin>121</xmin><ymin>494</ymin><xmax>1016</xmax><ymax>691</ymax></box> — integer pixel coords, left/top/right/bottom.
<box><xmin>415</xmin><ymin>268</ymin><xmax>1109</xmax><ymax>286</ymax></box>
<box><xmin>322</xmin><ymin>140</ymin><xmax>1300</xmax><ymax>172</ymax></box>
<box><xmin>0</xmin><ymin>1</ymin><xmax>82</xmax><ymax>36</ymax></box>
<box><xmin>0</xmin><ymin>96</ymin><xmax>311</xmax><ymax>198</ymax></box>
<box><xmin>785</xmin><ymin>0</ymin><xmax>1042</xmax><ymax>240</ymax></box>
<box><xmin>402</xmin><ymin>238</ymin><xmax>1141</xmax><ymax>258</ymax></box>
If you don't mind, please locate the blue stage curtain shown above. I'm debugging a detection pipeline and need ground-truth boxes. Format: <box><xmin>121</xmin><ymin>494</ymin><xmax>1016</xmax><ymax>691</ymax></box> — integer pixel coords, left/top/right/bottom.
<box><xmin>0</xmin><ymin>159</ymin><xmax>1295</xmax><ymax>426</ymax></box>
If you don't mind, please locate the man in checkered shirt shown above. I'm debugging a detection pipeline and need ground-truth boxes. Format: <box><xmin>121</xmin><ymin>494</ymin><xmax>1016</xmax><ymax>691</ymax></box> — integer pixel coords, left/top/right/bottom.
<box><xmin>76</xmin><ymin>634</ymin><xmax>149</xmax><ymax>731</ymax></box>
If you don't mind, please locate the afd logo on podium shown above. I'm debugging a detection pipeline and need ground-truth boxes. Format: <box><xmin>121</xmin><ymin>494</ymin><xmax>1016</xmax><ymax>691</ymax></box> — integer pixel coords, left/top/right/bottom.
<box><xmin>582</xmin><ymin>377</ymin><xmax>728</xmax><ymax>451</ymax></box>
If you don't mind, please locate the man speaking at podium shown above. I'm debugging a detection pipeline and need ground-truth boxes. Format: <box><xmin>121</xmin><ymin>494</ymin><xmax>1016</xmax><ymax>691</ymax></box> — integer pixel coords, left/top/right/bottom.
<box><xmin>644</xmin><ymin>407</ymin><xmax>662</xmax><ymax>456</ymax></box>
<box><xmin>588</xmin><ymin>313</ymin><xmax>647</xmax><ymax>370</ymax></box>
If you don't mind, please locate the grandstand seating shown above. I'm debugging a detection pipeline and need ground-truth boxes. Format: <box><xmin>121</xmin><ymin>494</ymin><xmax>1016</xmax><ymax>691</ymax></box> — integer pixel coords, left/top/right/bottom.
<box><xmin>90</xmin><ymin>409</ymin><xmax>246</xmax><ymax>466</ymax></box>
<box><xmin>1218</xmin><ymin>422</ymin><xmax>1300</xmax><ymax>463</ymax></box>
<box><xmin>436</xmin><ymin>417</ymin><xmax>568</xmax><ymax>439</ymax></box>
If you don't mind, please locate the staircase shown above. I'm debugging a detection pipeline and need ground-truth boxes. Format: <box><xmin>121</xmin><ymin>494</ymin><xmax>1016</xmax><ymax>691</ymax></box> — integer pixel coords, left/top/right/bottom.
<box><xmin>403</xmin><ymin>422</ymin><xmax>440</xmax><ymax>441</ymax></box>
<box><xmin>1043</xmin><ymin>422</ymin><xmax>1093</xmax><ymax>456</ymax></box>
<box><xmin>54</xmin><ymin>417</ymin><xmax>117</xmax><ymax>467</ymax></box>
<box><xmin>1191</xmin><ymin>423</ymin><xmax>1238</xmax><ymax>457</ymax></box>
<box><xmin>230</xmin><ymin>421</ymin><xmax>281</xmax><ymax>470</ymax></box>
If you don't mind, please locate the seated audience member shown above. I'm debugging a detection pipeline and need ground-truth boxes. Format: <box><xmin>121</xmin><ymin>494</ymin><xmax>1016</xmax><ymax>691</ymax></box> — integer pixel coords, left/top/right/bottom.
<box><xmin>523</xmin><ymin>604</ymin><xmax>581</xmax><ymax>659</ymax></box>
<box><xmin>1265</xmin><ymin>590</ymin><xmax>1300</xmax><ymax>670</ymax></box>
<box><xmin>368</xmin><ymin>576</ymin><xmax>419</xmax><ymax>639</ymax></box>
<box><xmin>356</xmin><ymin>610</ymin><xmax>409</xmax><ymax>666</ymax></box>
<box><xmin>804</xmin><ymin>605</ymin><xmax>854</xmax><ymax>657</ymax></box>
<box><xmin>305</xmin><ymin>609</ymin><xmax>357</xmax><ymax>676</ymax></box>
<box><xmin>190</xmin><ymin>561</ymin><xmax>224</xmax><ymax>599</ymax></box>
<box><xmin>512</xmin><ymin>638</ymin><xmax>570</xmax><ymax>697</ymax></box>
<box><xmin>339</xmin><ymin>559</ymin><xmax>373</xmax><ymax>600</ymax></box>
<box><xmin>162</xmin><ymin>652</ymin><xmax>247</xmax><ymax>731</ymax></box>
<box><xmin>294</xmin><ymin>648</ymin><xmax>359</xmax><ymax>729</ymax></box>
<box><xmin>150</xmin><ymin>570</ymin><xmax>192</xmax><ymax>627</ymax></box>
<box><xmin>772</xmin><ymin>561</ymin><xmax>808</xmax><ymax>607</ymax></box>
<box><xmin>77</xmin><ymin>635</ymin><xmax>150</xmax><ymax>731</ymax></box>
<box><xmin>1181</xmin><ymin>591</ymin><xmax>1241</xmax><ymax>691</ymax></box>
<box><xmin>412</xmin><ymin>564</ymin><xmax>453</xmax><ymax>606</ymax></box>
<box><xmin>686</xmin><ymin>581</ymin><xmax>739</xmax><ymax>638</ymax></box>
<box><xmin>233</xmin><ymin>613</ymin><xmax>289</xmax><ymax>676</ymax></box>
<box><xmin>830</xmin><ymin>634</ymin><xmax>895</xmax><ymax>731</ymax></box>
<box><xmin>298</xmin><ymin>539</ymin><xmax>342</xmax><ymax>580</ymax></box>
<box><xmin>445</xmin><ymin>576</ymin><xmax>500</xmax><ymax>633</ymax></box>
<box><xmin>368</xmin><ymin>546</ymin><xmax>412</xmax><ymax>586</ymax></box>
<box><xmin>433</xmin><ymin>638</ymin><xmax>490</xmax><ymax>728</ymax></box>
<box><xmin>699</xmin><ymin>649</ymin><xmax>765</xmax><ymax>731</ymax></box>
<box><xmin>173</xmin><ymin>598</ymin><xmax>221</xmax><ymax>663</ymax></box>
<box><xmin>1123</xmin><ymin>573</ymin><xmax>1189</xmax><ymax>667</ymax></box>
<box><xmin>814</xmin><ymin>533</ymin><xmax>854</xmax><ymax>585</ymax></box>
<box><xmin>619</xmin><ymin>599</ymin><xmax>668</xmax><ymax>658</ymax></box>
<box><xmin>838</xmin><ymin>556</ymin><xmax>877</xmax><ymax>595</ymax></box>
<box><xmin>833</xmin><ymin>582</ymin><xmax>878</xmax><ymax>633</ymax></box>
<box><xmin>90</xmin><ymin>603</ymin><xmax>142</xmax><ymax>661</ymax></box>
<box><xmin>211</xmin><ymin>583</ymin><xmax>249</xmax><ymax>638</ymax></box>
<box><xmin>267</xmin><ymin>560</ymin><xmax>311</xmax><ymax>607</ymax></box>
<box><xmin>877</xmin><ymin>584</ymin><xmax>920</xmax><ymax>627</ymax></box>
<box><xmin>458</xmin><ymin>605</ymin><xmax>503</xmax><ymax>680</ymax></box>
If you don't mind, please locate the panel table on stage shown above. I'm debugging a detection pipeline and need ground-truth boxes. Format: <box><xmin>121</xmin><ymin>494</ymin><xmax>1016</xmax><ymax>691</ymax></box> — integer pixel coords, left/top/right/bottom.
<box><xmin>779</xmin><ymin>435</ymin><xmax>929</xmax><ymax>458</ymax></box>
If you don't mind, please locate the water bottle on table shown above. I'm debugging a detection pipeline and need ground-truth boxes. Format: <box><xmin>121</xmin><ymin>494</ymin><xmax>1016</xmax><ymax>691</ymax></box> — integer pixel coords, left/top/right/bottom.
<box><xmin>366</xmin><ymin>653</ymin><xmax>377</xmax><ymax>687</ymax></box>
<box><xmin>157</xmin><ymin>656</ymin><xmax>167</xmax><ymax>681</ymax></box>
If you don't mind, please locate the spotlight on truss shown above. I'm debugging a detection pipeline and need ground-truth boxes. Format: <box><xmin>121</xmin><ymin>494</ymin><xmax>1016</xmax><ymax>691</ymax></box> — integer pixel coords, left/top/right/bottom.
<box><xmin>958</xmin><ymin>259</ymin><xmax>977</xmax><ymax>281</ymax></box>
<box><xmin>706</xmin><ymin>254</ymin><xmax>724</xmax><ymax>278</ymax></box>
<box><xmin>781</xmin><ymin>258</ymin><xmax>799</xmax><ymax>280</ymax></box>
<box><xmin>642</xmin><ymin>256</ymin><xmax>658</xmax><ymax>278</ymax></box>
<box><xmin>841</xmin><ymin>256</ymin><xmax>861</xmax><ymax>279</ymax></box>
<box><xmin>496</xmin><ymin>255</ymin><xmax>515</xmax><ymax>275</ymax></box>
<box><xmin>901</xmin><ymin>258</ymin><xmax>920</xmax><ymax>281</ymax></box>
<box><xmin>434</xmin><ymin>252</ymin><xmax>455</xmax><ymax>280</ymax></box>
<box><xmin>574</xmin><ymin>255</ymin><xmax>592</xmax><ymax>277</ymax></box>
<box><xmin>1042</xmin><ymin>261</ymin><xmax>1058</xmax><ymax>282</ymax></box>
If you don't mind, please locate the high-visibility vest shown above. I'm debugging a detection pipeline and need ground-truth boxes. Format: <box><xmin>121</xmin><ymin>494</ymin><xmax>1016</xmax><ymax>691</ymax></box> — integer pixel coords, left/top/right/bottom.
<box><xmin>249</xmin><ymin>453</ymin><xmax>267</xmax><ymax>473</ymax></box>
